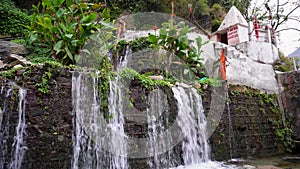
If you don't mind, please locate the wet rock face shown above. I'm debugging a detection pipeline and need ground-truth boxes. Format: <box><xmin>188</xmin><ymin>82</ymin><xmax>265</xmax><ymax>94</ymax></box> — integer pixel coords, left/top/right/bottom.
<box><xmin>202</xmin><ymin>86</ymin><xmax>282</xmax><ymax>161</ymax></box>
<box><xmin>279</xmin><ymin>71</ymin><xmax>300</xmax><ymax>141</ymax></box>
<box><xmin>0</xmin><ymin>64</ymin><xmax>73</xmax><ymax>169</ymax></box>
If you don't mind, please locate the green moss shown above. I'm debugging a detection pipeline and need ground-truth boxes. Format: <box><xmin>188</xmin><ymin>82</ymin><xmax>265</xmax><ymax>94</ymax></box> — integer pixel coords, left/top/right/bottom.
<box><xmin>36</xmin><ymin>71</ymin><xmax>51</xmax><ymax>95</ymax></box>
<box><xmin>118</xmin><ymin>68</ymin><xmax>173</xmax><ymax>89</ymax></box>
<box><xmin>0</xmin><ymin>66</ymin><xmax>24</xmax><ymax>79</ymax></box>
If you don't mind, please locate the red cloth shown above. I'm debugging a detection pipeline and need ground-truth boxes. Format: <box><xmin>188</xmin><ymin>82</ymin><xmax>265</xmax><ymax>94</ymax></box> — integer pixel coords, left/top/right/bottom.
<box><xmin>254</xmin><ymin>17</ymin><xmax>259</xmax><ymax>40</ymax></box>
<box><xmin>220</xmin><ymin>49</ymin><xmax>226</xmax><ymax>80</ymax></box>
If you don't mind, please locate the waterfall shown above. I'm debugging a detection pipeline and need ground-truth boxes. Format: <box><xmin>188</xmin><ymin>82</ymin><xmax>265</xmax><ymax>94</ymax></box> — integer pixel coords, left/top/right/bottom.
<box><xmin>107</xmin><ymin>77</ymin><xmax>128</xmax><ymax>169</ymax></box>
<box><xmin>72</xmin><ymin>71</ymin><xmax>128</xmax><ymax>169</ymax></box>
<box><xmin>72</xmin><ymin>71</ymin><xmax>102</xmax><ymax>169</ymax></box>
<box><xmin>146</xmin><ymin>88</ymin><xmax>173</xmax><ymax>168</ymax></box>
<box><xmin>172</xmin><ymin>86</ymin><xmax>210</xmax><ymax>165</ymax></box>
<box><xmin>0</xmin><ymin>85</ymin><xmax>27</xmax><ymax>169</ymax></box>
<box><xmin>10</xmin><ymin>88</ymin><xmax>27</xmax><ymax>169</ymax></box>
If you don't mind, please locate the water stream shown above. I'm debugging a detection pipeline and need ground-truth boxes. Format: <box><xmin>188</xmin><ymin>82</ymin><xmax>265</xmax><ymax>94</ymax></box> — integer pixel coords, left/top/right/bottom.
<box><xmin>0</xmin><ymin>85</ymin><xmax>27</xmax><ymax>169</ymax></box>
<box><xmin>72</xmin><ymin>73</ymin><xmax>128</xmax><ymax>169</ymax></box>
<box><xmin>71</xmin><ymin>43</ymin><xmax>242</xmax><ymax>168</ymax></box>
<box><xmin>172</xmin><ymin>87</ymin><xmax>209</xmax><ymax>164</ymax></box>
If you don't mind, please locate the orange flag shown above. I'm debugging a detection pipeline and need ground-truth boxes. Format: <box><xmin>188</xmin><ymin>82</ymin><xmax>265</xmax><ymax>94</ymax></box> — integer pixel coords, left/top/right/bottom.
<box><xmin>220</xmin><ymin>49</ymin><xmax>226</xmax><ymax>80</ymax></box>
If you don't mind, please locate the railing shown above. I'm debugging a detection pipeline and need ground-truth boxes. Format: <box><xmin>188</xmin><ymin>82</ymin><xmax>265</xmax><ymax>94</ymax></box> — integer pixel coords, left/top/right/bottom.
<box><xmin>248</xmin><ymin>28</ymin><xmax>271</xmax><ymax>43</ymax></box>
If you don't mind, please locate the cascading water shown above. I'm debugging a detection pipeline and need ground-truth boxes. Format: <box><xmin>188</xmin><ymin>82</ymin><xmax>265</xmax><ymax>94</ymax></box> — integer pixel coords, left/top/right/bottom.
<box><xmin>72</xmin><ymin>71</ymin><xmax>102</xmax><ymax>169</ymax></box>
<box><xmin>72</xmin><ymin>42</ymin><xmax>240</xmax><ymax>168</ymax></box>
<box><xmin>172</xmin><ymin>86</ymin><xmax>209</xmax><ymax>165</ymax></box>
<box><xmin>171</xmin><ymin>86</ymin><xmax>241</xmax><ymax>169</ymax></box>
<box><xmin>10</xmin><ymin>88</ymin><xmax>27</xmax><ymax>169</ymax></box>
<box><xmin>0</xmin><ymin>84</ymin><xmax>27</xmax><ymax>169</ymax></box>
<box><xmin>72</xmin><ymin>45</ymin><xmax>130</xmax><ymax>169</ymax></box>
<box><xmin>106</xmin><ymin>77</ymin><xmax>128</xmax><ymax>169</ymax></box>
<box><xmin>146</xmin><ymin>88</ymin><xmax>174</xmax><ymax>168</ymax></box>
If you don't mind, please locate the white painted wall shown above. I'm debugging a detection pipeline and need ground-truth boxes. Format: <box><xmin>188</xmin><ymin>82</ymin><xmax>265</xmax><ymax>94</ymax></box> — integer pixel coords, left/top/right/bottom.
<box><xmin>238</xmin><ymin>25</ymin><xmax>249</xmax><ymax>44</ymax></box>
<box><xmin>235</xmin><ymin>41</ymin><xmax>278</xmax><ymax>64</ymax></box>
<box><xmin>123</xmin><ymin>30</ymin><xmax>279</xmax><ymax>93</ymax></box>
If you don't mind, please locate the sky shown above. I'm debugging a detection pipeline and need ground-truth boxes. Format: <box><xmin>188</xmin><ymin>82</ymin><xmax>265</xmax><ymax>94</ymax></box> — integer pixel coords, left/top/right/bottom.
<box><xmin>251</xmin><ymin>0</ymin><xmax>300</xmax><ymax>56</ymax></box>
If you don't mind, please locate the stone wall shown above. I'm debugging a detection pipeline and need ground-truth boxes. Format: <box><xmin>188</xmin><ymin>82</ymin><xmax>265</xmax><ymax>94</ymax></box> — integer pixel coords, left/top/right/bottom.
<box><xmin>202</xmin><ymin>85</ymin><xmax>283</xmax><ymax>161</ymax></box>
<box><xmin>0</xmin><ymin>65</ymin><xmax>286</xmax><ymax>168</ymax></box>
<box><xmin>0</xmin><ymin>64</ymin><xmax>73</xmax><ymax>168</ymax></box>
<box><xmin>278</xmin><ymin>71</ymin><xmax>300</xmax><ymax>141</ymax></box>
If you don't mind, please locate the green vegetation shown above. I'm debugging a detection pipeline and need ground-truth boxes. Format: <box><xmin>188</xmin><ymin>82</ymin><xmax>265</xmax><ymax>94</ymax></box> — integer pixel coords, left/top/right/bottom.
<box><xmin>37</xmin><ymin>71</ymin><xmax>51</xmax><ymax>94</ymax></box>
<box><xmin>24</xmin><ymin>0</ymin><xmax>113</xmax><ymax>65</ymax></box>
<box><xmin>198</xmin><ymin>77</ymin><xmax>222</xmax><ymax>87</ymax></box>
<box><xmin>0</xmin><ymin>0</ymin><xmax>29</xmax><ymax>37</ymax></box>
<box><xmin>148</xmin><ymin>20</ymin><xmax>208</xmax><ymax>79</ymax></box>
<box><xmin>268</xmin><ymin>115</ymin><xmax>295</xmax><ymax>153</ymax></box>
<box><xmin>274</xmin><ymin>50</ymin><xmax>295</xmax><ymax>72</ymax></box>
<box><xmin>0</xmin><ymin>66</ymin><xmax>25</xmax><ymax>79</ymax></box>
<box><xmin>119</xmin><ymin>68</ymin><xmax>173</xmax><ymax>89</ymax></box>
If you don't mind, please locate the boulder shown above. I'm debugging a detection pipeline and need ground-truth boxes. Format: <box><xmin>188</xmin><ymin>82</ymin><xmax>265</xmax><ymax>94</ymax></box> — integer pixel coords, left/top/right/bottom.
<box><xmin>0</xmin><ymin>54</ymin><xmax>31</xmax><ymax>70</ymax></box>
<box><xmin>0</xmin><ymin>41</ymin><xmax>28</xmax><ymax>55</ymax></box>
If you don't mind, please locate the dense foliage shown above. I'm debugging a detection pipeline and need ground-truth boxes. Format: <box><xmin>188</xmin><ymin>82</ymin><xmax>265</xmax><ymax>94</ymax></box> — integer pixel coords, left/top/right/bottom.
<box><xmin>148</xmin><ymin>20</ymin><xmax>208</xmax><ymax>79</ymax></box>
<box><xmin>0</xmin><ymin>0</ymin><xmax>29</xmax><ymax>37</ymax></box>
<box><xmin>25</xmin><ymin>0</ymin><xmax>112</xmax><ymax>65</ymax></box>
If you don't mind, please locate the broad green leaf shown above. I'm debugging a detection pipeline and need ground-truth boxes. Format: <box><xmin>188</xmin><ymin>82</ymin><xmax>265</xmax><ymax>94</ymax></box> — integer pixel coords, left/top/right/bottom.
<box><xmin>190</xmin><ymin>67</ymin><xmax>197</xmax><ymax>72</ymax></box>
<box><xmin>83</xmin><ymin>13</ymin><xmax>97</xmax><ymax>23</ymax></box>
<box><xmin>148</xmin><ymin>34</ymin><xmax>158</xmax><ymax>44</ymax></box>
<box><xmin>51</xmin><ymin>27</ymin><xmax>61</xmax><ymax>34</ymax></box>
<box><xmin>178</xmin><ymin>36</ymin><xmax>188</xmax><ymax>46</ymax></box>
<box><xmin>43</xmin><ymin>17</ymin><xmax>52</xmax><ymax>27</ymax></box>
<box><xmin>65</xmin><ymin>34</ymin><xmax>73</xmax><ymax>39</ymax></box>
<box><xmin>65</xmin><ymin>46</ymin><xmax>73</xmax><ymax>61</ymax></box>
<box><xmin>42</xmin><ymin>0</ymin><xmax>51</xmax><ymax>8</ymax></box>
<box><xmin>81</xmin><ymin>49</ymin><xmax>91</xmax><ymax>55</ymax></box>
<box><xmin>66</xmin><ymin>0</ymin><xmax>72</xmax><ymax>7</ymax></box>
<box><xmin>54</xmin><ymin>40</ymin><xmax>63</xmax><ymax>52</ymax></box>
<box><xmin>74</xmin><ymin>54</ymin><xmax>79</xmax><ymax>62</ymax></box>
<box><xmin>56</xmin><ymin>8</ymin><xmax>64</xmax><ymax>18</ymax></box>
<box><xmin>195</xmin><ymin>37</ymin><xmax>202</xmax><ymax>48</ymax></box>
<box><xmin>159</xmin><ymin>28</ymin><xmax>167</xmax><ymax>36</ymax></box>
<box><xmin>183</xmin><ymin>69</ymin><xmax>189</xmax><ymax>75</ymax></box>
<box><xmin>102</xmin><ymin>7</ymin><xmax>110</xmax><ymax>19</ymax></box>
<box><xmin>71</xmin><ymin>40</ymin><xmax>79</xmax><ymax>46</ymax></box>
<box><xmin>68</xmin><ymin>22</ymin><xmax>78</xmax><ymax>30</ymax></box>
<box><xmin>58</xmin><ymin>23</ymin><xmax>67</xmax><ymax>32</ymax></box>
<box><xmin>169</xmin><ymin>28</ymin><xmax>177</xmax><ymax>37</ymax></box>
<box><xmin>162</xmin><ymin>22</ymin><xmax>170</xmax><ymax>28</ymax></box>
<box><xmin>179</xmin><ymin>27</ymin><xmax>189</xmax><ymax>36</ymax></box>
<box><xmin>79</xmin><ymin>3</ymin><xmax>88</xmax><ymax>9</ymax></box>
<box><xmin>55</xmin><ymin>49</ymin><xmax>62</xmax><ymax>55</ymax></box>
<box><xmin>99</xmin><ymin>20</ymin><xmax>115</xmax><ymax>29</ymax></box>
<box><xmin>105</xmin><ymin>32</ymin><xmax>112</xmax><ymax>41</ymax></box>
<box><xmin>28</xmin><ymin>33</ymin><xmax>38</xmax><ymax>44</ymax></box>
<box><xmin>53</xmin><ymin>0</ymin><xmax>65</xmax><ymax>6</ymax></box>
<box><xmin>178</xmin><ymin>21</ymin><xmax>185</xmax><ymax>28</ymax></box>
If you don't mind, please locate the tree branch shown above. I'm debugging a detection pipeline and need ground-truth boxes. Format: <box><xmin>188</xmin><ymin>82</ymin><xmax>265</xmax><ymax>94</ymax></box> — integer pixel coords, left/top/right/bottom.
<box><xmin>276</xmin><ymin>27</ymin><xmax>300</xmax><ymax>33</ymax></box>
<box><xmin>277</xmin><ymin>4</ymin><xmax>300</xmax><ymax>29</ymax></box>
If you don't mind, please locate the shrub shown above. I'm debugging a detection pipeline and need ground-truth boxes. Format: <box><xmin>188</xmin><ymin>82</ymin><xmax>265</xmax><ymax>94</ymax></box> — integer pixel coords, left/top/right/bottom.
<box><xmin>0</xmin><ymin>0</ymin><xmax>29</xmax><ymax>37</ymax></box>
<box><xmin>25</xmin><ymin>0</ymin><xmax>113</xmax><ymax>65</ymax></box>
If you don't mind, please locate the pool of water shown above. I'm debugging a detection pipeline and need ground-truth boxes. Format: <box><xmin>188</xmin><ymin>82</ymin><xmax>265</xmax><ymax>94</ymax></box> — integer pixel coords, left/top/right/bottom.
<box><xmin>170</xmin><ymin>155</ymin><xmax>300</xmax><ymax>169</ymax></box>
<box><xmin>171</xmin><ymin>161</ymin><xmax>241</xmax><ymax>169</ymax></box>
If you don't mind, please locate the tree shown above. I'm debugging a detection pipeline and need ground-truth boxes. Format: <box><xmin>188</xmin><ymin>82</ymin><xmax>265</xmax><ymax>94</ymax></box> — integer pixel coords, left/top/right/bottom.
<box><xmin>251</xmin><ymin>0</ymin><xmax>300</xmax><ymax>33</ymax></box>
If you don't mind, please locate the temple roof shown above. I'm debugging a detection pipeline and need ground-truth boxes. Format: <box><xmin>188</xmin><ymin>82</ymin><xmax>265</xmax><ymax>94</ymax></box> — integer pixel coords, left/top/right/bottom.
<box><xmin>217</xmin><ymin>6</ymin><xmax>248</xmax><ymax>33</ymax></box>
